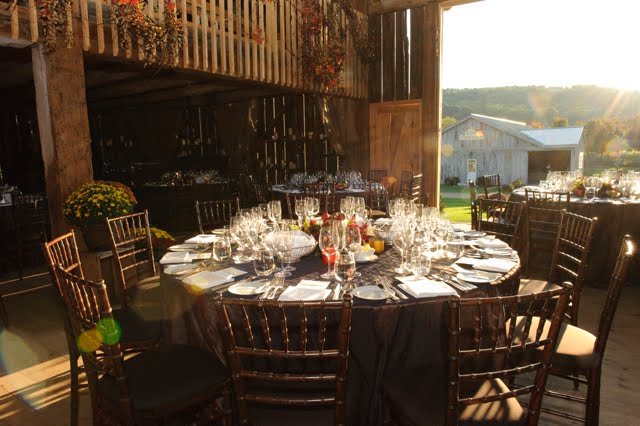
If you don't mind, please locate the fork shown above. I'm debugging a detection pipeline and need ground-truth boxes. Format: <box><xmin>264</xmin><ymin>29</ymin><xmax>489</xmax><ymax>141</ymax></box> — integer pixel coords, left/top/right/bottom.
<box><xmin>268</xmin><ymin>276</ymin><xmax>286</xmax><ymax>300</ymax></box>
<box><xmin>382</xmin><ymin>276</ymin><xmax>407</xmax><ymax>300</ymax></box>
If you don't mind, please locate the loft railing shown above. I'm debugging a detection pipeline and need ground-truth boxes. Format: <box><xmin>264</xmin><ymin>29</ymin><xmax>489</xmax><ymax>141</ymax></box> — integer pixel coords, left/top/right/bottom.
<box><xmin>0</xmin><ymin>0</ymin><xmax>367</xmax><ymax>99</ymax></box>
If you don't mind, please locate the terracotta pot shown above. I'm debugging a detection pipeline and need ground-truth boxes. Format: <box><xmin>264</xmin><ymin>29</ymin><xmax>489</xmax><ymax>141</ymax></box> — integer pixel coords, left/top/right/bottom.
<box><xmin>82</xmin><ymin>223</ymin><xmax>111</xmax><ymax>252</ymax></box>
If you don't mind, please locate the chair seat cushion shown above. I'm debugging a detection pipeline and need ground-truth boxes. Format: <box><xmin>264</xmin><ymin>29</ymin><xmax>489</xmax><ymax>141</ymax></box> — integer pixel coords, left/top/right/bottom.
<box><xmin>518</xmin><ymin>279</ymin><xmax>561</xmax><ymax>295</ymax></box>
<box><xmin>507</xmin><ymin>316</ymin><xmax>596</xmax><ymax>371</ymax></box>
<box><xmin>382</xmin><ymin>367</ymin><xmax>524</xmax><ymax>425</ymax></box>
<box><xmin>112</xmin><ymin>307</ymin><xmax>162</xmax><ymax>345</ymax></box>
<box><xmin>98</xmin><ymin>344</ymin><xmax>228</xmax><ymax>411</ymax></box>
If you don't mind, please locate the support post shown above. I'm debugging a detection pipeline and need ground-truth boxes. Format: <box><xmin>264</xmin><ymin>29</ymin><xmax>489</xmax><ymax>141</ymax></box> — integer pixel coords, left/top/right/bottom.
<box><xmin>420</xmin><ymin>2</ymin><xmax>442</xmax><ymax>208</ymax></box>
<box><xmin>32</xmin><ymin>23</ymin><xmax>93</xmax><ymax>236</ymax></box>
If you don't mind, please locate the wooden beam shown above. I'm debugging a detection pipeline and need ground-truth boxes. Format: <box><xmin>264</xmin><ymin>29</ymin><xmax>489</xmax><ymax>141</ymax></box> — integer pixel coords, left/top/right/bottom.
<box><xmin>368</xmin><ymin>0</ymin><xmax>481</xmax><ymax>15</ymax></box>
<box><xmin>32</xmin><ymin>23</ymin><xmax>94</xmax><ymax>236</ymax></box>
<box><xmin>420</xmin><ymin>2</ymin><xmax>442</xmax><ymax>207</ymax></box>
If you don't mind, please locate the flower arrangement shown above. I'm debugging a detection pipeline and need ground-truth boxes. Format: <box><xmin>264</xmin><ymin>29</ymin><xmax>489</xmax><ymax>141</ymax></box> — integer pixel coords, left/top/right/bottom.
<box><xmin>150</xmin><ymin>227</ymin><xmax>175</xmax><ymax>259</ymax></box>
<box><xmin>95</xmin><ymin>180</ymin><xmax>138</xmax><ymax>205</ymax></box>
<box><xmin>63</xmin><ymin>181</ymin><xmax>137</xmax><ymax>230</ymax></box>
<box><xmin>8</xmin><ymin>0</ymin><xmax>73</xmax><ymax>52</ymax></box>
<box><xmin>111</xmin><ymin>0</ymin><xmax>183</xmax><ymax>67</ymax></box>
<box><xmin>571</xmin><ymin>176</ymin><xmax>586</xmax><ymax>197</ymax></box>
<box><xmin>320</xmin><ymin>212</ymin><xmax>369</xmax><ymax>243</ymax></box>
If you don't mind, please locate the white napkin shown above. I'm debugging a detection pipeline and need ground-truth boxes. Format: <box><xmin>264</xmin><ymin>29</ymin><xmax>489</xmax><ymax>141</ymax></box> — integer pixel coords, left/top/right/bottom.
<box><xmin>218</xmin><ymin>267</ymin><xmax>249</xmax><ymax>278</ymax></box>
<box><xmin>181</xmin><ymin>271</ymin><xmax>234</xmax><ymax>290</ymax></box>
<box><xmin>186</xmin><ymin>253</ymin><xmax>212</xmax><ymax>261</ymax></box>
<box><xmin>278</xmin><ymin>286</ymin><xmax>331</xmax><ymax>301</ymax></box>
<box><xmin>185</xmin><ymin>234</ymin><xmax>217</xmax><ymax>244</ymax></box>
<box><xmin>474</xmin><ymin>237</ymin><xmax>509</xmax><ymax>248</ymax></box>
<box><xmin>396</xmin><ymin>276</ymin><xmax>457</xmax><ymax>298</ymax></box>
<box><xmin>455</xmin><ymin>257</ymin><xmax>482</xmax><ymax>267</ymax></box>
<box><xmin>472</xmin><ymin>258</ymin><xmax>517</xmax><ymax>273</ymax></box>
<box><xmin>296</xmin><ymin>280</ymin><xmax>331</xmax><ymax>289</ymax></box>
<box><xmin>160</xmin><ymin>252</ymin><xmax>189</xmax><ymax>264</ymax></box>
<box><xmin>292</xmin><ymin>230</ymin><xmax>315</xmax><ymax>248</ymax></box>
<box><xmin>375</xmin><ymin>218</ymin><xmax>393</xmax><ymax>225</ymax></box>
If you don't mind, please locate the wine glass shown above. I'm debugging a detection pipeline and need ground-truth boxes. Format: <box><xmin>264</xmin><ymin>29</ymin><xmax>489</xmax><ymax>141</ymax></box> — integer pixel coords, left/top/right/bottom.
<box><xmin>446</xmin><ymin>234</ymin><xmax>465</xmax><ymax>260</ymax></box>
<box><xmin>319</xmin><ymin>226</ymin><xmax>337</xmax><ymax>279</ymax></box>
<box><xmin>392</xmin><ymin>219</ymin><xmax>414</xmax><ymax>274</ymax></box>
<box><xmin>212</xmin><ymin>232</ymin><xmax>232</xmax><ymax>262</ymax></box>
<box><xmin>408</xmin><ymin>246</ymin><xmax>431</xmax><ymax>277</ymax></box>
<box><xmin>334</xmin><ymin>250</ymin><xmax>356</xmax><ymax>292</ymax></box>
<box><xmin>253</xmin><ymin>247</ymin><xmax>275</xmax><ymax>277</ymax></box>
<box><xmin>273</xmin><ymin>229</ymin><xmax>293</xmax><ymax>277</ymax></box>
<box><xmin>345</xmin><ymin>226</ymin><xmax>362</xmax><ymax>278</ymax></box>
<box><xmin>295</xmin><ymin>198</ymin><xmax>306</xmax><ymax>227</ymax></box>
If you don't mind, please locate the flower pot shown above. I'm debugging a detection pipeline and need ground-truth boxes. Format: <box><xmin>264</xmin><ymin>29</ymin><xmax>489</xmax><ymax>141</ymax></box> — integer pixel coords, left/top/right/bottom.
<box><xmin>82</xmin><ymin>223</ymin><xmax>111</xmax><ymax>252</ymax></box>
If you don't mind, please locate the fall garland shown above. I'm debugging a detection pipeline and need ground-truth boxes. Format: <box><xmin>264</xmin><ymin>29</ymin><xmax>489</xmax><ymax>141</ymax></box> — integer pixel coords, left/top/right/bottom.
<box><xmin>6</xmin><ymin>0</ymin><xmax>73</xmax><ymax>51</ymax></box>
<box><xmin>111</xmin><ymin>0</ymin><xmax>182</xmax><ymax>67</ymax></box>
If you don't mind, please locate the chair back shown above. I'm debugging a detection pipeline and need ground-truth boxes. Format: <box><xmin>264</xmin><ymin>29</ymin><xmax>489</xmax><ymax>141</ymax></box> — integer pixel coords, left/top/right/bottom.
<box><xmin>368</xmin><ymin>169</ymin><xmax>387</xmax><ymax>184</ymax></box>
<box><xmin>13</xmin><ymin>193</ymin><xmax>50</xmax><ymax>242</ymax></box>
<box><xmin>548</xmin><ymin>211</ymin><xmax>597</xmax><ymax>325</ymax></box>
<box><xmin>398</xmin><ymin>171</ymin><xmax>413</xmax><ymax>197</ymax></box>
<box><xmin>524</xmin><ymin>189</ymin><xmax>570</xmax><ymax>210</ymax></box>
<box><xmin>285</xmin><ymin>193</ymin><xmax>305</xmax><ymax>219</ymax></box>
<box><xmin>477</xmin><ymin>199</ymin><xmax>524</xmax><ymax>250</ymax></box>
<box><xmin>52</xmin><ymin>266</ymin><xmax>133</xmax><ymax>423</ymax></box>
<box><xmin>469</xmin><ymin>180</ymin><xmax>478</xmax><ymax>230</ymax></box>
<box><xmin>446</xmin><ymin>284</ymin><xmax>572</xmax><ymax>426</ymax></box>
<box><xmin>195</xmin><ymin>198</ymin><xmax>240</xmax><ymax>234</ymax></box>
<box><xmin>215</xmin><ymin>294</ymin><xmax>353</xmax><ymax>425</ymax></box>
<box><xmin>43</xmin><ymin>231</ymin><xmax>84</xmax><ymax>293</ymax></box>
<box><xmin>592</xmin><ymin>235</ymin><xmax>635</xmax><ymax>363</ymax></box>
<box><xmin>106</xmin><ymin>211</ymin><xmax>156</xmax><ymax>306</ymax></box>
<box><xmin>481</xmin><ymin>174</ymin><xmax>502</xmax><ymax>199</ymax></box>
<box><xmin>366</xmin><ymin>183</ymin><xmax>388</xmax><ymax>214</ymax></box>
<box><xmin>253</xmin><ymin>182</ymin><xmax>270</xmax><ymax>204</ymax></box>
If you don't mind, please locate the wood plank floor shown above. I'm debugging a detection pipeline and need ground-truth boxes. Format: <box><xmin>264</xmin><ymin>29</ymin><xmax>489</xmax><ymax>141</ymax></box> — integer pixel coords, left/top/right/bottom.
<box><xmin>1</xmin><ymin>268</ymin><xmax>639</xmax><ymax>424</ymax></box>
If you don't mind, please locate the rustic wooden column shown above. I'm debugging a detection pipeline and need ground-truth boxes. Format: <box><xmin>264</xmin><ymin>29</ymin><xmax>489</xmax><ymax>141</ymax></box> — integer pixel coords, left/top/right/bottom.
<box><xmin>420</xmin><ymin>2</ymin><xmax>442</xmax><ymax>207</ymax></box>
<box><xmin>32</xmin><ymin>24</ymin><xmax>93</xmax><ymax>236</ymax></box>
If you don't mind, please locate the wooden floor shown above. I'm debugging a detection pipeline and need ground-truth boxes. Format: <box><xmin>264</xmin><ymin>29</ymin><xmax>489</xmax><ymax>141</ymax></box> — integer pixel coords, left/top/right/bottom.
<box><xmin>1</xmin><ymin>267</ymin><xmax>639</xmax><ymax>425</ymax></box>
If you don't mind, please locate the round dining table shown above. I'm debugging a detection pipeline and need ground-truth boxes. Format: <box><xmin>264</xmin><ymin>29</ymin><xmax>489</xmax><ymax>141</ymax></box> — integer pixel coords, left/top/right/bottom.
<box><xmin>161</xmin><ymin>247</ymin><xmax>520</xmax><ymax>426</ymax></box>
<box><xmin>510</xmin><ymin>187</ymin><xmax>640</xmax><ymax>286</ymax></box>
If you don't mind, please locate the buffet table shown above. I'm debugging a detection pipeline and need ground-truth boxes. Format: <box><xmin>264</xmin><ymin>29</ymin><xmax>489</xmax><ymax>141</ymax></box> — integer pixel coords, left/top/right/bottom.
<box><xmin>510</xmin><ymin>187</ymin><xmax>640</xmax><ymax>286</ymax></box>
<box><xmin>161</xmin><ymin>247</ymin><xmax>520</xmax><ymax>425</ymax></box>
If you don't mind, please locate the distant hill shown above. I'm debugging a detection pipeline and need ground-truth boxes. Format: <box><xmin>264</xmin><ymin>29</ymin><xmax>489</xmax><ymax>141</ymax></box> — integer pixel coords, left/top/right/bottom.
<box><xmin>442</xmin><ymin>85</ymin><xmax>640</xmax><ymax>125</ymax></box>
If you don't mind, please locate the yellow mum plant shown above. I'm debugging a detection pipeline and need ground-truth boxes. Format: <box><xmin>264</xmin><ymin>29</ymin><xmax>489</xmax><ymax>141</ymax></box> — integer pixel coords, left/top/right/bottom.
<box><xmin>63</xmin><ymin>181</ymin><xmax>137</xmax><ymax>230</ymax></box>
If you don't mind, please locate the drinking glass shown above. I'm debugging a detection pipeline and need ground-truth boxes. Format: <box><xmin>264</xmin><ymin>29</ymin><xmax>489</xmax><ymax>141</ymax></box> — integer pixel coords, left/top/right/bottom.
<box><xmin>295</xmin><ymin>198</ymin><xmax>306</xmax><ymax>227</ymax></box>
<box><xmin>273</xmin><ymin>229</ymin><xmax>293</xmax><ymax>277</ymax></box>
<box><xmin>408</xmin><ymin>246</ymin><xmax>431</xmax><ymax>277</ymax></box>
<box><xmin>446</xmin><ymin>234</ymin><xmax>465</xmax><ymax>260</ymax></box>
<box><xmin>319</xmin><ymin>227</ymin><xmax>337</xmax><ymax>279</ymax></box>
<box><xmin>212</xmin><ymin>232</ymin><xmax>232</xmax><ymax>262</ymax></box>
<box><xmin>345</xmin><ymin>226</ymin><xmax>362</xmax><ymax>278</ymax></box>
<box><xmin>334</xmin><ymin>250</ymin><xmax>356</xmax><ymax>291</ymax></box>
<box><xmin>253</xmin><ymin>247</ymin><xmax>275</xmax><ymax>277</ymax></box>
<box><xmin>269</xmin><ymin>200</ymin><xmax>282</xmax><ymax>222</ymax></box>
<box><xmin>392</xmin><ymin>220</ymin><xmax>414</xmax><ymax>274</ymax></box>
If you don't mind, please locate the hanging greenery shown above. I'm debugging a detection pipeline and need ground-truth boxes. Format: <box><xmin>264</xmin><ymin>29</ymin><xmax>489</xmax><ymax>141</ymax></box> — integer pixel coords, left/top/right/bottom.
<box><xmin>111</xmin><ymin>0</ymin><xmax>183</xmax><ymax>67</ymax></box>
<box><xmin>6</xmin><ymin>0</ymin><xmax>73</xmax><ymax>51</ymax></box>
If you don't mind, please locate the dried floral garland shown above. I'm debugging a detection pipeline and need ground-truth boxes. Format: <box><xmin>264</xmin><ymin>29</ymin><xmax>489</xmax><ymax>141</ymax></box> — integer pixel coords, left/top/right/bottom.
<box><xmin>111</xmin><ymin>0</ymin><xmax>182</xmax><ymax>67</ymax></box>
<box><xmin>6</xmin><ymin>0</ymin><xmax>73</xmax><ymax>51</ymax></box>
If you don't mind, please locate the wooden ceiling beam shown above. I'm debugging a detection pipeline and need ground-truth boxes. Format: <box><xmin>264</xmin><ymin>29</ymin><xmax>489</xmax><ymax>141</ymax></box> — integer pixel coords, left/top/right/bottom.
<box><xmin>368</xmin><ymin>0</ymin><xmax>481</xmax><ymax>15</ymax></box>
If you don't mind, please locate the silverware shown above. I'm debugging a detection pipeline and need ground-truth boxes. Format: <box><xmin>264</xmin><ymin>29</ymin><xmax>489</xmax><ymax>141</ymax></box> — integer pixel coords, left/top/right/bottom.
<box><xmin>382</xmin><ymin>277</ymin><xmax>407</xmax><ymax>300</ymax></box>
<box><xmin>268</xmin><ymin>276</ymin><xmax>285</xmax><ymax>300</ymax></box>
<box><xmin>377</xmin><ymin>281</ymin><xmax>398</xmax><ymax>301</ymax></box>
<box><xmin>332</xmin><ymin>284</ymin><xmax>341</xmax><ymax>300</ymax></box>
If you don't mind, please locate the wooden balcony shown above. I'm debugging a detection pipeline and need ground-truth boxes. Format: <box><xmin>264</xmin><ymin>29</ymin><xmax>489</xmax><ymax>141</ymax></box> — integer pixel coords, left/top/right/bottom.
<box><xmin>0</xmin><ymin>0</ymin><xmax>368</xmax><ymax>98</ymax></box>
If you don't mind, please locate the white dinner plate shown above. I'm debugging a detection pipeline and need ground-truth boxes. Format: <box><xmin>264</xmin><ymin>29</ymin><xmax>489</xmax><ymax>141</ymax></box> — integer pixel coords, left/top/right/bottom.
<box><xmin>356</xmin><ymin>255</ymin><xmax>378</xmax><ymax>263</ymax></box>
<box><xmin>169</xmin><ymin>244</ymin><xmax>200</xmax><ymax>252</ymax></box>
<box><xmin>164</xmin><ymin>264</ymin><xmax>200</xmax><ymax>276</ymax></box>
<box><xmin>463</xmin><ymin>231</ymin><xmax>486</xmax><ymax>239</ymax></box>
<box><xmin>228</xmin><ymin>280</ymin><xmax>267</xmax><ymax>296</ymax></box>
<box><xmin>456</xmin><ymin>272</ymin><xmax>491</xmax><ymax>284</ymax></box>
<box><xmin>352</xmin><ymin>285</ymin><xmax>388</xmax><ymax>300</ymax></box>
<box><xmin>481</xmin><ymin>247</ymin><xmax>517</xmax><ymax>257</ymax></box>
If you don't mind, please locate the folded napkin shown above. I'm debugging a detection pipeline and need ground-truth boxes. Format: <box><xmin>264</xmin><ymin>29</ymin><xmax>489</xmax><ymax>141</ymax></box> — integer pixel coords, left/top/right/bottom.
<box><xmin>160</xmin><ymin>252</ymin><xmax>189</xmax><ymax>264</ymax></box>
<box><xmin>181</xmin><ymin>271</ymin><xmax>234</xmax><ymax>290</ymax></box>
<box><xmin>396</xmin><ymin>276</ymin><xmax>457</xmax><ymax>298</ymax></box>
<box><xmin>375</xmin><ymin>218</ymin><xmax>393</xmax><ymax>225</ymax></box>
<box><xmin>472</xmin><ymin>258</ymin><xmax>517</xmax><ymax>273</ymax></box>
<box><xmin>296</xmin><ymin>280</ymin><xmax>330</xmax><ymax>289</ymax></box>
<box><xmin>186</xmin><ymin>253</ymin><xmax>212</xmax><ymax>261</ymax></box>
<box><xmin>278</xmin><ymin>286</ymin><xmax>331</xmax><ymax>301</ymax></box>
<box><xmin>185</xmin><ymin>234</ymin><xmax>217</xmax><ymax>244</ymax></box>
<box><xmin>474</xmin><ymin>237</ymin><xmax>509</xmax><ymax>248</ymax></box>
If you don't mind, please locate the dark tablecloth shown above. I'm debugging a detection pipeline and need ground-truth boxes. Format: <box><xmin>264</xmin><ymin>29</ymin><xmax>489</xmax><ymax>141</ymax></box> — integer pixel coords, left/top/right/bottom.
<box><xmin>161</xmin><ymin>249</ymin><xmax>520</xmax><ymax>425</ymax></box>
<box><xmin>510</xmin><ymin>188</ymin><xmax>640</xmax><ymax>286</ymax></box>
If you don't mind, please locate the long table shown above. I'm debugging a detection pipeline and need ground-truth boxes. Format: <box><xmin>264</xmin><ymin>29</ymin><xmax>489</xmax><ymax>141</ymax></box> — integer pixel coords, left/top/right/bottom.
<box><xmin>510</xmin><ymin>187</ymin><xmax>640</xmax><ymax>286</ymax></box>
<box><xmin>161</xmin><ymin>248</ymin><xmax>520</xmax><ymax>425</ymax></box>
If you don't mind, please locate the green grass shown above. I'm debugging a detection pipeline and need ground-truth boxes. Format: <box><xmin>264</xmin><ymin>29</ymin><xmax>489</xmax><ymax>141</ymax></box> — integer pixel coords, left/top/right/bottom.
<box><xmin>441</xmin><ymin>197</ymin><xmax>471</xmax><ymax>224</ymax></box>
<box><xmin>440</xmin><ymin>184</ymin><xmax>469</xmax><ymax>194</ymax></box>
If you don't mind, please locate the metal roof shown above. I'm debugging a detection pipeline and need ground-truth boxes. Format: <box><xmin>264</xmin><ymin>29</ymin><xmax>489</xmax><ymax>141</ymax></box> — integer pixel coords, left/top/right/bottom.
<box><xmin>520</xmin><ymin>127</ymin><xmax>584</xmax><ymax>147</ymax></box>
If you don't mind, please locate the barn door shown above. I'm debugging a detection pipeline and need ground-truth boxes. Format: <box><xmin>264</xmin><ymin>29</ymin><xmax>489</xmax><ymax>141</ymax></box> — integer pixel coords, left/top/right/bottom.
<box><xmin>369</xmin><ymin>100</ymin><xmax>422</xmax><ymax>193</ymax></box>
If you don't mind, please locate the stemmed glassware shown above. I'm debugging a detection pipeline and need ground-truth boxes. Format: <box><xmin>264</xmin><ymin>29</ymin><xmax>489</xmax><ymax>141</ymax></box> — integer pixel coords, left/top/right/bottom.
<box><xmin>295</xmin><ymin>199</ymin><xmax>306</xmax><ymax>227</ymax></box>
<box><xmin>408</xmin><ymin>246</ymin><xmax>431</xmax><ymax>277</ymax></box>
<box><xmin>391</xmin><ymin>218</ymin><xmax>414</xmax><ymax>274</ymax></box>
<box><xmin>319</xmin><ymin>226</ymin><xmax>337</xmax><ymax>279</ymax></box>
<box><xmin>212</xmin><ymin>230</ymin><xmax>232</xmax><ymax>263</ymax></box>
<box><xmin>273</xmin><ymin>227</ymin><xmax>293</xmax><ymax>278</ymax></box>
<box><xmin>334</xmin><ymin>250</ymin><xmax>356</xmax><ymax>291</ymax></box>
<box><xmin>345</xmin><ymin>225</ymin><xmax>362</xmax><ymax>278</ymax></box>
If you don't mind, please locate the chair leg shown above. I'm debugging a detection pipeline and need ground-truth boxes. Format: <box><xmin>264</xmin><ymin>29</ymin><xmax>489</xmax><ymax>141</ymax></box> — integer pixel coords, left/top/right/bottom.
<box><xmin>64</xmin><ymin>318</ymin><xmax>80</xmax><ymax>426</ymax></box>
<box><xmin>222</xmin><ymin>384</ymin><xmax>233</xmax><ymax>426</ymax></box>
<box><xmin>585</xmin><ymin>368</ymin><xmax>601</xmax><ymax>426</ymax></box>
<box><xmin>0</xmin><ymin>294</ymin><xmax>7</xmax><ymax>326</ymax></box>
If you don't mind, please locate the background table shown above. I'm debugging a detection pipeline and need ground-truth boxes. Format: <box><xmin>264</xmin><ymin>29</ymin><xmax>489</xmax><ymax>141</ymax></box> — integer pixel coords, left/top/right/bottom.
<box><xmin>161</xmin><ymin>249</ymin><xmax>520</xmax><ymax>425</ymax></box>
<box><xmin>511</xmin><ymin>187</ymin><xmax>640</xmax><ymax>286</ymax></box>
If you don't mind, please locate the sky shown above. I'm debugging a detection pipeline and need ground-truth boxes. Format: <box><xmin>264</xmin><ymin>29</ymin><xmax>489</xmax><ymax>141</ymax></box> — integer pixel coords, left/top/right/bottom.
<box><xmin>442</xmin><ymin>0</ymin><xmax>640</xmax><ymax>91</ymax></box>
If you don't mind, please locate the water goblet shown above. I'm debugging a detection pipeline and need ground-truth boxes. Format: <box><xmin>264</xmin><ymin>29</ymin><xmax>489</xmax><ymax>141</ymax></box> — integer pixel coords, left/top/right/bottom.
<box><xmin>334</xmin><ymin>250</ymin><xmax>356</xmax><ymax>292</ymax></box>
<box><xmin>319</xmin><ymin>227</ymin><xmax>337</xmax><ymax>279</ymax></box>
<box><xmin>253</xmin><ymin>247</ymin><xmax>275</xmax><ymax>277</ymax></box>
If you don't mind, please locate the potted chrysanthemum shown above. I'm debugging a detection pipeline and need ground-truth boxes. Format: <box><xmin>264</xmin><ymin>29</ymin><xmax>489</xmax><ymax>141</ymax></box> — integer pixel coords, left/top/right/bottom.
<box><xmin>63</xmin><ymin>181</ymin><xmax>137</xmax><ymax>251</ymax></box>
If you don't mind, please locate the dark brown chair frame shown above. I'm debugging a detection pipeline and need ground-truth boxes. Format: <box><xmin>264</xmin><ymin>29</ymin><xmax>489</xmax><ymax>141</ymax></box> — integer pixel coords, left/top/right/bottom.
<box><xmin>398</xmin><ymin>171</ymin><xmax>413</xmax><ymax>197</ymax></box>
<box><xmin>106</xmin><ymin>210</ymin><xmax>157</xmax><ymax>307</ymax></box>
<box><xmin>53</xmin><ymin>266</ymin><xmax>231</xmax><ymax>425</ymax></box>
<box><xmin>13</xmin><ymin>193</ymin><xmax>50</xmax><ymax>279</ymax></box>
<box><xmin>469</xmin><ymin>179</ymin><xmax>479</xmax><ymax>230</ymax></box>
<box><xmin>215</xmin><ymin>294</ymin><xmax>353</xmax><ymax>425</ymax></box>
<box><xmin>477</xmin><ymin>198</ymin><xmax>525</xmax><ymax>250</ymax></box>
<box><xmin>481</xmin><ymin>174</ymin><xmax>503</xmax><ymax>199</ymax></box>
<box><xmin>195</xmin><ymin>197</ymin><xmax>240</xmax><ymax>234</ymax></box>
<box><xmin>524</xmin><ymin>189</ymin><xmax>571</xmax><ymax>210</ymax></box>
<box><xmin>541</xmin><ymin>235</ymin><xmax>634</xmax><ymax>424</ymax></box>
<box><xmin>368</xmin><ymin>169</ymin><xmax>388</xmax><ymax>184</ymax></box>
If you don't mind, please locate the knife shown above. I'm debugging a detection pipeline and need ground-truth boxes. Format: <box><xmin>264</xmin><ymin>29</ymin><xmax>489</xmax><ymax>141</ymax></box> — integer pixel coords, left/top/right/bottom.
<box><xmin>332</xmin><ymin>284</ymin><xmax>341</xmax><ymax>300</ymax></box>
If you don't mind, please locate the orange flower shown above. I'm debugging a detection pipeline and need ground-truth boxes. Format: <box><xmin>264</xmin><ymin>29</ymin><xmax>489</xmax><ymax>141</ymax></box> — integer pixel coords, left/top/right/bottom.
<box><xmin>166</xmin><ymin>1</ymin><xmax>176</xmax><ymax>11</ymax></box>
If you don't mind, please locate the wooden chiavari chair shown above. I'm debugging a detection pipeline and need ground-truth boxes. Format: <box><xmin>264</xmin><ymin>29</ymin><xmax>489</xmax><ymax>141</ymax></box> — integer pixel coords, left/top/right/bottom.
<box><xmin>215</xmin><ymin>294</ymin><xmax>353</xmax><ymax>425</ymax></box>
<box><xmin>524</xmin><ymin>189</ymin><xmax>571</xmax><ymax>210</ymax></box>
<box><xmin>398</xmin><ymin>171</ymin><xmax>413</xmax><ymax>197</ymax></box>
<box><xmin>481</xmin><ymin>174</ymin><xmax>503</xmax><ymax>200</ymax></box>
<box><xmin>253</xmin><ymin>181</ymin><xmax>271</xmax><ymax>204</ymax></box>
<box><xmin>469</xmin><ymin>179</ymin><xmax>479</xmax><ymax>230</ymax></box>
<box><xmin>477</xmin><ymin>198</ymin><xmax>525</xmax><ymax>250</ymax></box>
<box><xmin>285</xmin><ymin>192</ymin><xmax>305</xmax><ymax>219</ymax></box>
<box><xmin>368</xmin><ymin>169</ymin><xmax>388</xmax><ymax>184</ymax></box>
<box><xmin>53</xmin><ymin>266</ymin><xmax>231</xmax><ymax>425</ymax></box>
<box><xmin>13</xmin><ymin>193</ymin><xmax>50</xmax><ymax>279</ymax></box>
<box><xmin>106</xmin><ymin>211</ymin><xmax>160</xmax><ymax>311</ymax></box>
<box><xmin>195</xmin><ymin>198</ymin><xmax>240</xmax><ymax>234</ymax></box>
<box><xmin>44</xmin><ymin>230</ymin><xmax>162</xmax><ymax>426</ymax></box>
<box><xmin>519</xmin><ymin>210</ymin><xmax>597</xmax><ymax>326</ymax></box>
<box><xmin>518</xmin><ymin>236</ymin><xmax>634</xmax><ymax>424</ymax></box>
<box><xmin>383</xmin><ymin>284</ymin><xmax>572</xmax><ymax>425</ymax></box>
<box><xmin>367</xmin><ymin>182</ymin><xmax>388</xmax><ymax>218</ymax></box>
